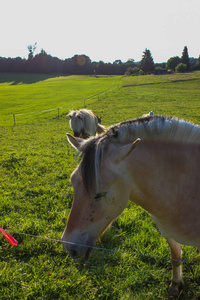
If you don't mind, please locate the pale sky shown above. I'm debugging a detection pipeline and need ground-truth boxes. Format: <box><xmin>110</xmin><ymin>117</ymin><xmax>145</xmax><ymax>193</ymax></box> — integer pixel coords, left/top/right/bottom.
<box><xmin>1</xmin><ymin>0</ymin><xmax>199</xmax><ymax>63</ymax></box>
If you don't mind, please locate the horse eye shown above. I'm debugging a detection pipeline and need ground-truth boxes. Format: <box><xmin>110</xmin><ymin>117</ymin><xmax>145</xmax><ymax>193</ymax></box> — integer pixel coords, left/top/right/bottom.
<box><xmin>94</xmin><ymin>192</ymin><xmax>107</xmax><ymax>200</ymax></box>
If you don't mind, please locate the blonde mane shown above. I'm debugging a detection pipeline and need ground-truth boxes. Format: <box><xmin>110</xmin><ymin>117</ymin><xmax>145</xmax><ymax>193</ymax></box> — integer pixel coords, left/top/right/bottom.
<box><xmin>111</xmin><ymin>115</ymin><xmax>200</xmax><ymax>144</ymax></box>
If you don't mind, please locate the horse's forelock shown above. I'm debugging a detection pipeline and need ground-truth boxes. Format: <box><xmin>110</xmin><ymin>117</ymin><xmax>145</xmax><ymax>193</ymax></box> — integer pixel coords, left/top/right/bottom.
<box><xmin>79</xmin><ymin>138</ymin><xmax>98</xmax><ymax>193</ymax></box>
<box><xmin>79</xmin><ymin>134</ymin><xmax>109</xmax><ymax>193</ymax></box>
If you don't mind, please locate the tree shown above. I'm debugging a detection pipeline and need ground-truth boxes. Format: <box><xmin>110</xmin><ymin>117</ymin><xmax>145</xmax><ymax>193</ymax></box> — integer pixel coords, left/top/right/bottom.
<box><xmin>166</xmin><ymin>56</ymin><xmax>181</xmax><ymax>71</ymax></box>
<box><xmin>96</xmin><ymin>61</ymin><xmax>106</xmax><ymax>74</ymax></box>
<box><xmin>140</xmin><ymin>49</ymin><xmax>154</xmax><ymax>74</ymax></box>
<box><xmin>113</xmin><ymin>60</ymin><xmax>122</xmax><ymax>65</ymax></box>
<box><xmin>193</xmin><ymin>55</ymin><xmax>200</xmax><ymax>70</ymax></box>
<box><xmin>125</xmin><ymin>59</ymin><xmax>136</xmax><ymax>69</ymax></box>
<box><xmin>181</xmin><ymin>46</ymin><xmax>190</xmax><ymax>70</ymax></box>
<box><xmin>125</xmin><ymin>58</ymin><xmax>135</xmax><ymax>65</ymax></box>
<box><xmin>27</xmin><ymin>43</ymin><xmax>37</xmax><ymax>60</ymax></box>
<box><xmin>69</xmin><ymin>55</ymin><xmax>92</xmax><ymax>74</ymax></box>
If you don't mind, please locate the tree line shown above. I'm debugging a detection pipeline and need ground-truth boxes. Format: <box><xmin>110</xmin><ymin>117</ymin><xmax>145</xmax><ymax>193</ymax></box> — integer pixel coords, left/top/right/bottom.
<box><xmin>166</xmin><ymin>46</ymin><xmax>200</xmax><ymax>73</ymax></box>
<box><xmin>0</xmin><ymin>45</ymin><xmax>199</xmax><ymax>75</ymax></box>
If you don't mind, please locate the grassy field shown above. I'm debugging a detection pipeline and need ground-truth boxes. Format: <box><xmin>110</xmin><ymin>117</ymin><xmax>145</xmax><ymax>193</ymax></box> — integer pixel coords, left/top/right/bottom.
<box><xmin>1</xmin><ymin>72</ymin><xmax>200</xmax><ymax>299</ymax></box>
<box><xmin>0</xmin><ymin>74</ymin><xmax>121</xmax><ymax>126</ymax></box>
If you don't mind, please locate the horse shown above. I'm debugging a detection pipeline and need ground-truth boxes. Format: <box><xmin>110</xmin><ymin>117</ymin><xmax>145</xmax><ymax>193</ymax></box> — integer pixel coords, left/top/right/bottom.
<box><xmin>142</xmin><ymin>111</ymin><xmax>154</xmax><ymax>117</ymax></box>
<box><xmin>68</xmin><ymin>109</ymin><xmax>106</xmax><ymax>139</ymax></box>
<box><xmin>62</xmin><ymin>115</ymin><xmax>200</xmax><ymax>298</ymax></box>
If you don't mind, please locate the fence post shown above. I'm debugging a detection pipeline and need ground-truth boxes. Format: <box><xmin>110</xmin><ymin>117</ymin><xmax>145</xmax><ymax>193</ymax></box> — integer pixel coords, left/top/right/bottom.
<box><xmin>13</xmin><ymin>114</ymin><xmax>16</xmax><ymax>126</ymax></box>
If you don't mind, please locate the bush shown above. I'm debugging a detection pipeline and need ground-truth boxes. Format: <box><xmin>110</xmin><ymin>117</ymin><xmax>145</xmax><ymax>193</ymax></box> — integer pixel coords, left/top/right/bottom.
<box><xmin>131</xmin><ymin>67</ymin><xmax>140</xmax><ymax>75</ymax></box>
<box><xmin>175</xmin><ymin>63</ymin><xmax>187</xmax><ymax>73</ymax></box>
<box><xmin>155</xmin><ymin>67</ymin><xmax>167</xmax><ymax>75</ymax></box>
<box><xmin>193</xmin><ymin>62</ymin><xmax>200</xmax><ymax>71</ymax></box>
<box><xmin>125</xmin><ymin>66</ymin><xmax>140</xmax><ymax>76</ymax></box>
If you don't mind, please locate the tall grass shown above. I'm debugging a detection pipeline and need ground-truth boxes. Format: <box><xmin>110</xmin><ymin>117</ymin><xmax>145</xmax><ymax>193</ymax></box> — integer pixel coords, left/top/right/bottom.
<box><xmin>1</xmin><ymin>72</ymin><xmax>200</xmax><ymax>299</ymax></box>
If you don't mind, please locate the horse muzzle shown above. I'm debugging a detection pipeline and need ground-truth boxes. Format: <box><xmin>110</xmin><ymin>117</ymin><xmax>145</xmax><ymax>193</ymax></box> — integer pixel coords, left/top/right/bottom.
<box><xmin>61</xmin><ymin>232</ymin><xmax>95</xmax><ymax>259</ymax></box>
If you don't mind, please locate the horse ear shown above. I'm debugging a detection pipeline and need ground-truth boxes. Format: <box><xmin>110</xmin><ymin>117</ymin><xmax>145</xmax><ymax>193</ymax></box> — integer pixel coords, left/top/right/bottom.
<box><xmin>114</xmin><ymin>138</ymin><xmax>141</xmax><ymax>163</ymax></box>
<box><xmin>77</xmin><ymin>111</ymin><xmax>84</xmax><ymax>120</ymax></box>
<box><xmin>68</xmin><ymin>111</ymin><xmax>77</xmax><ymax>119</ymax></box>
<box><xmin>66</xmin><ymin>133</ymin><xmax>84</xmax><ymax>150</ymax></box>
<box><xmin>67</xmin><ymin>114</ymin><xmax>72</xmax><ymax>119</ymax></box>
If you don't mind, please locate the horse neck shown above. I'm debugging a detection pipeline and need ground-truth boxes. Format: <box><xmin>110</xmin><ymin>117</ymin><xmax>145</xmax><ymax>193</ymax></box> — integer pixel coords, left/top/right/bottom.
<box><xmin>126</xmin><ymin>139</ymin><xmax>200</xmax><ymax>215</ymax></box>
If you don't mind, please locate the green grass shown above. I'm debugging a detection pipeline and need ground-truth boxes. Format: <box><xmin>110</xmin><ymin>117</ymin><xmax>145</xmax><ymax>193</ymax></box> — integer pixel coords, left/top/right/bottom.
<box><xmin>0</xmin><ymin>74</ymin><xmax>121</xmax><ymax>126</ymax></box>
<box><xmin>1</xmin><ymin>72</ymin><xmax>200</xmax><ymax>299</ymax></box>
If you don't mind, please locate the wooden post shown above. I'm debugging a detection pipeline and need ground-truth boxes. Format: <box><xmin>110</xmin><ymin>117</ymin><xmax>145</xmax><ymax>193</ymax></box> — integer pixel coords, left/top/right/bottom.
<box><xmin>13</xmin><ymin>114</ymin><xmax>16</xmax><ymax>126</ymax></box>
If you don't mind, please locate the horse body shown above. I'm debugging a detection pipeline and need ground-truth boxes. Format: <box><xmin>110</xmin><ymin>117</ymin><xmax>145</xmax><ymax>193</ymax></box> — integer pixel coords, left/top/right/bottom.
<box><xmin>127</xmin><ymin>140</ymin><xmax>200</xmax><ymax>247</ymax></box>
<box><xmin>62</xmin><ymin>116</ymin><xmax>200</xmax><ymax>297</ymax></box>
<box><xmin>68</xmin><ymin>109</ymin><xmax>106</xmax><ymax>138</ymax></box>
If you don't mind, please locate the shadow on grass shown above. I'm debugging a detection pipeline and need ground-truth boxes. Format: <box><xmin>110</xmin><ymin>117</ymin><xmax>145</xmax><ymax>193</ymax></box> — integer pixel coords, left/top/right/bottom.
<box><xmin>0</xmin><ymin>73</ymin><xmax>62</xmax><ymax>85</ymax></box>
<box><xmin>123</xmin><ymin>77</ymin><xmax>200</xmax><ymax>88</ymax></box>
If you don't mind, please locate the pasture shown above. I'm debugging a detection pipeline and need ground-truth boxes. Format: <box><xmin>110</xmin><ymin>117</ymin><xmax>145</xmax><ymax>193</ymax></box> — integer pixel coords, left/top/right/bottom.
<box><xmin>1</xmin><ymin>72</ymin><xmax>200</xmax><ymax>299</ymax></box>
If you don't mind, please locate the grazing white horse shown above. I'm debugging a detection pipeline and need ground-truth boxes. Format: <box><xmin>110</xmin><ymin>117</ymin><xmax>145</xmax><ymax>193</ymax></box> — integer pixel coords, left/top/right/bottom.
<box><xmin>62</xmin><ymin>115</ymin><xmax>200</xmax><ymax>298</ymax></box>
<box><xmin>68</xmin><ymin>109</ymin><xmax>106</xmax><ymax>138</ymax></box>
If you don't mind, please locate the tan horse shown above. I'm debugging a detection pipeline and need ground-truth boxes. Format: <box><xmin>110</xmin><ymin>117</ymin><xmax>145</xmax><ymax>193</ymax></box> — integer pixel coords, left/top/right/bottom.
<box><xmin>62</xmin><ymin>115</ymin><xmax>200</xmax><ymax>298</ymax></box>
<box><xmin>68</xmin><ymin>109</ymin><xmax>106</xmax><ymax>138</ymax></box>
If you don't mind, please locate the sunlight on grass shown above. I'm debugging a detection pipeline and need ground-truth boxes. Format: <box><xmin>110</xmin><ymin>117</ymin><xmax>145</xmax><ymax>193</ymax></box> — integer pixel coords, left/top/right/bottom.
<box><xmin>1</xmin><ymin>71</ymin><xmax>200</xmax><ymax>299</ymax></box>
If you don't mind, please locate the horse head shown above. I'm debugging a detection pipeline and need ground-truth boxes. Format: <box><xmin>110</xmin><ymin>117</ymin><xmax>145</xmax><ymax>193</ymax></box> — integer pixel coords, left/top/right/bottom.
<box><xmin>68</xmin><ymin>110</ymin><xmax>85</xmax><ymax>138</ymax></box>
<box><xmin>61</xmin><ymin>134</ymin><xmax>141</xmax><ymax>258</ymax></box>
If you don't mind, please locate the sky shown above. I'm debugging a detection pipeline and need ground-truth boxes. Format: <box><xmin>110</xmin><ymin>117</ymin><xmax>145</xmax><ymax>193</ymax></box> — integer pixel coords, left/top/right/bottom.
<box><xmin>1</xmin><ymin>0</ymin><xmax>199</xmax><ymax>63</ymax></box>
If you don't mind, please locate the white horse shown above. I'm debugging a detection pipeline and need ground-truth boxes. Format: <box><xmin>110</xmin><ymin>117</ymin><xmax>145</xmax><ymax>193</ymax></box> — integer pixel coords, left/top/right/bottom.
<box><xmin>62</xmin><ymin>115</ymin><xmax>200</xmax><ymax>298</ymax></box>
<box><xmin>68</xmin><ymin>109</ymin><xmax>106</xmax><ymax>138</ymax></box>
<box><xmin>142</xmin><ymin>111</ymin><xmax>154</xmax><ymax>117</ymax></box>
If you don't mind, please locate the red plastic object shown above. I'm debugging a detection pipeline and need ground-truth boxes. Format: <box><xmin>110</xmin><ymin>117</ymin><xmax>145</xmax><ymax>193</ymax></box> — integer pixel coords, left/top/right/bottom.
<box><xmin>0</xmin><ymin>227</ymin><xmax>18</xmax><ymax>246</ymax></box>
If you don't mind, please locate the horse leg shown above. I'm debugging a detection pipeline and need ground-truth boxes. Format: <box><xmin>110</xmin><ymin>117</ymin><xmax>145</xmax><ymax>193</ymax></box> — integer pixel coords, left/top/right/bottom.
<box><xmin>165</xmin><ymin>237</ymin><xmax>183</xmax><ymax>298</ymax></box>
